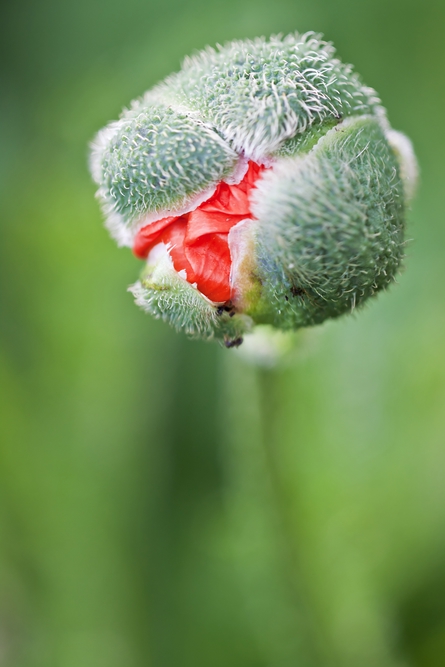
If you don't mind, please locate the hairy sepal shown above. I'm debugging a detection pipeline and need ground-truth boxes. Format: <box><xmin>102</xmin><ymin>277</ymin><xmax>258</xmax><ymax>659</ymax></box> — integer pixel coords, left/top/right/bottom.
<box><xmin>154</xmin><ymin>32</ymin><xmax>384</xmax><ymax>161</ymax></box>
<box><xmin>251</xmin><ymin>116</ymin><xmax>407</xmax><ymax>329</ymax></box>
<box><xmin>91</xmin><ymin>104</ymin><xmax>237</xmax><ymax>245</ymax></box>
<box><xmin>129</xmin><ymin>246</ymin><xmax>253</xmax><ymax>343</ymax></box>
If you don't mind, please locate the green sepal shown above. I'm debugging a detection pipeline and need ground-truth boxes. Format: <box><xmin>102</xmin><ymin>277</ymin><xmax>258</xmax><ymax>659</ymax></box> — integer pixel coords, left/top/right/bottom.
<box><xmin>251</xmin><ymin>116</ymin><xmax>406</xmax><ymax>329</ymax></box>
<box><xmin>154</xmin><ymin>33</ymin><xmax>383</xmax><ymax>160</ymax></box>
<box><xmin>93</xmin><ymin>103</ymin><xmax>237</xmax><ymax>233</ymax></box>
<box><xmin>274</xmin><ymin>117</ymin><xmax>341</xmax><ymax>158</ymax></box>
<box><xmin>130</xmin><ymin>252</ymin><xmax>253</xmax><ymax>345</ymax></box>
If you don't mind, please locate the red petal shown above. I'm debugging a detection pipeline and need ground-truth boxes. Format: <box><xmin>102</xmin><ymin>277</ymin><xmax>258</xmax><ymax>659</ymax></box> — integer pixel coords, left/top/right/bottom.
<box><xmin>198</xmin><ymin>162</ymin><xmax>263</xmax><ymax>216</ymax></box>
<box><xmin>184</xmin><ymin>233</ymin><xmax>232</xmax><ymax>303</ymax></box>
<box><xmin>133</xmin><ymin>215</ymin><xmax>179</xmax><ymax>259</ymax></box>
<box><xmin>159</xmin><ymin>218</ymin><xmax>196</xmax><ymax>283</ymax></box>
<box><xmin>186</xmin><ymin>209</ymin><xmax>247</xmax><ymax>242</ymax></box>
<box><xmin>200</xmin><ymin>181</ymin><xmax>250</xmax><ymax>216</ymax></box>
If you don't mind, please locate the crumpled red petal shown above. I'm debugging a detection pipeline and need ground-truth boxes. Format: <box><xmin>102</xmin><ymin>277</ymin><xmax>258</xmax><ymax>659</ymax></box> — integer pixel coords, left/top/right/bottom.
<box><xmin>133</xmin><ymin>161</ymin><xmax>266</xmax><ymax>303</ymax></box>
<box><xmin>185</xmin><ymin>234</ymin><xmax>232</xmax><ymax>302</ymax></box>
<box><xmin>133</xmin><ymin>216</ymin><xmax>179</xmax><ymax>259</ymax></box>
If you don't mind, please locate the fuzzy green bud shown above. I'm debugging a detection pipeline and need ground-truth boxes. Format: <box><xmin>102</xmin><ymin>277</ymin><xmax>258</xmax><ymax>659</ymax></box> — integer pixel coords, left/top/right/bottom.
<box><xmin>90</xmin><ymin>32</ymin><xmax>417</xmax><ymax>347</ymax></box>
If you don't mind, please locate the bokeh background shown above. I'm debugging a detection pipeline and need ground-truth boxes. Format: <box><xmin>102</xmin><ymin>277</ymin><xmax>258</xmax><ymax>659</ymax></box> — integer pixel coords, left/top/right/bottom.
<box><xmin>1</xmin><ymin>0</ymin><xmax>445</xmax><ymax>665</ymax></box>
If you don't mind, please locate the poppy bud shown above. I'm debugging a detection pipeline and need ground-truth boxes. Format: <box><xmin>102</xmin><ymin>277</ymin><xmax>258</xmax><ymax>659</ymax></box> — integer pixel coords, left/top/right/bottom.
<box><xmin>90</xmin><ymin>33</ymin><xmax>417</xmax><ymax>347</ymax></box>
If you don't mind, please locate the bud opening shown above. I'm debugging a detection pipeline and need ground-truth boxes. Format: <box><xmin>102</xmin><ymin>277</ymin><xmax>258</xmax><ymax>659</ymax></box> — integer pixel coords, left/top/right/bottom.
<box><xmin>133</xmin><ymin>162</ymin><xmax>267</xmax><ymax>303</ymax></box>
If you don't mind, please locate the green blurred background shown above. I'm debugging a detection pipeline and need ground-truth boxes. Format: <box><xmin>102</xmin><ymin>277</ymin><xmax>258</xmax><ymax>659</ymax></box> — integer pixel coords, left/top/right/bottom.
<box><xmin>1</xmin><ymin>0</ymin><xmax>445</xmax><ymax>665</ymax></box>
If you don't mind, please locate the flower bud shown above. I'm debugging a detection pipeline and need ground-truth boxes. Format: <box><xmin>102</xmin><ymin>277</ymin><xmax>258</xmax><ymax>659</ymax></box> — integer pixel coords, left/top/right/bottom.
<box><xmin>90</xmin><ymin>33</ymin><xmax>417</xmax><ymax>347</ymax></box>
